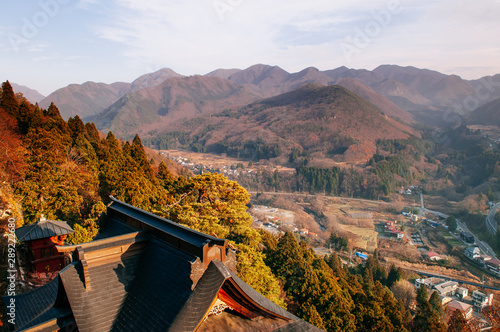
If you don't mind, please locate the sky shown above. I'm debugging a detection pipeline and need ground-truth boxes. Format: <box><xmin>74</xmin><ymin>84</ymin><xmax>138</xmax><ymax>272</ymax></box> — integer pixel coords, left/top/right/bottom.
<box><xmin>0</xmin><ymin>0</ymin><xmax>499</xmax><ymax>96</ymax></box>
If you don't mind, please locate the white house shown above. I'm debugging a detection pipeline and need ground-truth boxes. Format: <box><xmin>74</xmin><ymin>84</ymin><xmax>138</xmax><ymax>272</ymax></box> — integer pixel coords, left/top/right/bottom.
<box><xmin>456</xmin><ymin>287</ymin><xmax>468</xmax><ymax>300</ymax></box>
<box><xmin>472</xmin><ymin>290</ymin><xmax>494</xmax><ymax>312</ymax></box>
<box><xmin>464</xmin><ymin>247</ymin><xmax>481</xmax><ymax>260</ymax></box>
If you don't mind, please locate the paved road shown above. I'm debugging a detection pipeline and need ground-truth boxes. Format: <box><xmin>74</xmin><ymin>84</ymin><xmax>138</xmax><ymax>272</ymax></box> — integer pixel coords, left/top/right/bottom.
<box><xmin>419</xmin><ymin>193</ymin><xmax>425</xmax><ymax>217</ymax></box>
<box><xmin>409</xmin><ymin>269</ymin><xmax>500</xmax><ymax>291</ymax></box>
<box><xmin>456</xmin><ymin>220</ymin><xmax>497</xmax><ymax>259</ymax></box>
<box><xmin>486</xmin><ymin>202</ymin><xmax>500</xmax><ymax>235</ymax></box>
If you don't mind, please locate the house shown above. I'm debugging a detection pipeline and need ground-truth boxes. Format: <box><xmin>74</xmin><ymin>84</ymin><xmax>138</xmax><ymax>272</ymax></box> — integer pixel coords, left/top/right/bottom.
<box><xmin>460</xmin><ymin>232</ymin><xmax>475</xmax><ymax>244</ymax></box>
<box><xmin>299</xmin><ymin>228</ymin><xmax>309</xmax><ymax>235</ymax></box>
<box><xmin>424</xmin><ymin>252</ymin><xmax>443</xmax><ymax>261</ymax></box>
<box><xmin>385</xmin><ymin>221</ymin><xmax>395</xmax><ymax>229</ymax></box>
<box><xmin>475</xmin><ymin>255</ymin><xmax>492</xmax><ymax>267</ymax></box>
<box><xmin>447</xmin><ymin>300</ymin><xmax>473</xmax><ymax>320</ymax></box>
<box><xmin>472</xmin><ymin>290</ymin><xmax>494</xmax><ymax>312</ymax></box>
<box><xmin>15</xmin><ymin>216</ymin><xmax>74</xmax><ymax>273</ymax></box>
<box><xmin>455</xmin><ymin>287</ymin><xmax>468</xmax><ymax>300</ymax></box>
<box><xmin>464</xmin><ymin>246</ymin><xmax>481</xmax><ymax>260</ymax></box>
<box><xmin>415</xmin><ymin>277</ymin><xmax>444</xmax><ymax>289</ymax></box>
<box><xmin>485</xmin><ymin>258</ymin><xmax>500</xmax><ymax>276</ymax></box>
<box><xmin>433</xmin><ymin>281</ymin><xmax>459</xmax><ymax>297</ymax></box>
<box><xmin>384</xmin><ymin>221</ymin><xmax>404</xmax><ymax>239</ymax></box>
<box><xmin>3</xmin><ymin>197</ymin><xmax>323</xmax><ymax>332</ymax></box>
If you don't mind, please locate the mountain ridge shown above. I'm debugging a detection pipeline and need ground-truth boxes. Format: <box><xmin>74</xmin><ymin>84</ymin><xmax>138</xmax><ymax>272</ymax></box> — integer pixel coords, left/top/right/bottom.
<box><xmin>33</xmin><ymin>64</ymin><xmax>500</xmax><ymax>129</ymax></box>
<box><xmin>145</xmin><ymin>83</ymin><xmax>418</xmax><ymax>163</ymax></box>
<box><xmin>11</xmin><ymin>83</ymin><xmax>45</xmax><ymax>104</ymax></box>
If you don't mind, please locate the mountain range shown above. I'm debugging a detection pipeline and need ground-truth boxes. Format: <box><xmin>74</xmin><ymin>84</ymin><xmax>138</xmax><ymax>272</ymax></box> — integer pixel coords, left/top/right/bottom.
<box><xmin>23</xmin><ymin>64</ymin><xmax>500</xmax><ymax>122</ymax></box>
<box><xmin>10</xmin><ymin>64</ymin><xmax>500</xmax><ymax>163</ymax></box>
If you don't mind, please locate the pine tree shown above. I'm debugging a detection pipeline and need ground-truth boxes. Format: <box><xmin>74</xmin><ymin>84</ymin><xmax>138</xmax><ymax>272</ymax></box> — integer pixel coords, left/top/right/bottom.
<box><xmin>416</xmin><ymin>285</ymin><xmax>428</xmax><ymax>306</ymax></box>
<box><xmin>130</xmin><ymin>134</ymin><xmax>155</xmax><ymax>180</ymax></box>
<box><xmin>85</xmin><ymin>122</ymin><xmax>100</xmax><ymax>145</ymax></box>
<box><xmin>298</xmin><ymin>301</ymin><xmax>326</xmax><ymax>330</ymax></box>
<box><xmin>1</xmin><ymin>81</ymin><xmax>19</xmax><ymax>116</ymax></box>
<box><xmin>411</xmin><ymin>287</ymin><xmax>446</xmax><ymax>332</ymax></box>
<box><xmin>68</xmin><ymin>115</ymin><xmax>86</xmax><ymax>139</ymax></box>
<box><xmin>157</xmin><ymin>161</ymin><xmax>176</xmax><ymax>191</ymax></box>
<box><xmin>387</xmin><ymin>265</ymin><xmax>403</xmax><ymax>288</ymax></box>
<box><xmin>429</xmin><ymin>291</ymin><xmax>443</xmax><ymax>317</ymax></box>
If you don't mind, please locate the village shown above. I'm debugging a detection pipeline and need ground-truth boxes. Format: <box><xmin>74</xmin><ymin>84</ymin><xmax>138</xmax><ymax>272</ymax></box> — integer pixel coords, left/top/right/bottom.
<box><xmin>246</xmin><ymin>195</ymin><xmax>500</xmax><ymax>328</ymax></box>
<box><xmin>7</xmin><ymin>179</ymin><xmax>500</xmax><ymax>330</ymax></box>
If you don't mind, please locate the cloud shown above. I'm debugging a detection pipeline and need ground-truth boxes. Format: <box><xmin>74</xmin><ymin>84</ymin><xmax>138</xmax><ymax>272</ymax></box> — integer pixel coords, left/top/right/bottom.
<box><xmin>78</xmin><ymin>0</ymin><xmax>500</xmax><ymax>78</ymax></box>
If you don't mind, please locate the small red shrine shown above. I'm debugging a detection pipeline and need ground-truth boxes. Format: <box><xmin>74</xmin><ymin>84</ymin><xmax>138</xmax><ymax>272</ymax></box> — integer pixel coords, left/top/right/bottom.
<box><xmin>15</xmin><ymin>216</ymin><xmax>74</xmax><ymax>273</ymax></box>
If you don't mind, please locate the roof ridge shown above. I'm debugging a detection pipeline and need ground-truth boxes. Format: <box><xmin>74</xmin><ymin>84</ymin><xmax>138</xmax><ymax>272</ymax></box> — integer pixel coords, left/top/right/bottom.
<box><xmin>16</xmin><ymin>223</ymin><xmax>37</xmax><ymax>242</ymax></box>
<box><xmin>108</xmin><ymin>196</ymin><xmax>225</xmax><ymax>244</ymax></box>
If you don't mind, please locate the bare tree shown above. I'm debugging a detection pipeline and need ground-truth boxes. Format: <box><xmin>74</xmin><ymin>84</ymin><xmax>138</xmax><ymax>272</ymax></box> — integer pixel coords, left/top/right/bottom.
<box><xmin>391</xmin><ymin>279</ymin><xmax>416</xmax><ymax>311</ymax></box>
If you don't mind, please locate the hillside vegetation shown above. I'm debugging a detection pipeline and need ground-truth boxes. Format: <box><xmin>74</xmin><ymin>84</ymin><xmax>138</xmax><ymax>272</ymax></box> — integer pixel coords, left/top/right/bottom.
<box><xmin>0</xmin><ymin>80</ymin><xmax>455</xmax><ymax>331</ymax></box>
<box><xmin>146</xmin><ymin>84</ymin><xmax>418</xmax><ymax>164</ymax></box>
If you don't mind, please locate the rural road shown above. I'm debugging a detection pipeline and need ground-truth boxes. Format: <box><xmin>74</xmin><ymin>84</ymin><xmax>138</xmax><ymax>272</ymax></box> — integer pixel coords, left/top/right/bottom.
<box><xmin>456</xmin><ymin>219</ymin><xmax>497</xmax><ymax>259</ymax></box>
<box><xmin>486</xmin><ymin>202</ymin><xmax>500</xmax><ymax>235</ymax></box>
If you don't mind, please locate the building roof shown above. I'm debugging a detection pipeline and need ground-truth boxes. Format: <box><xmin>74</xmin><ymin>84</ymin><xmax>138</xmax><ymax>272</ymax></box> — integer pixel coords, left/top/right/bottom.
<box><xmin>433</xmin><ymin>281</ymin><xmax>458</xmax><ymax>295</ymax></box>
<box><xmin>465</xmin><ymin>246</ymin><xmax>480</xmax><ymax>254</ymax></box>
<box><xmin>3</xmin><ymin>275</ymin><xmax>75</xmax><ymax>331</ymax></box>
<box><xmin>486</xmin><ymin>258</ymin><xmax>500</xmax><ymax>267</ymax></box>
<box><xmin>448</xmin><ymin>300</ymin><xmax>472</xmax><ymax>312</ymax></box>
<box><xmin>4</xmin><ymin>197</ymin><xmax>323</xmax><ymax>332</ymax></box>
<box><xmin>15</xmin><ymin>217</ymin><xmax>74</xmax><ymax>242</ymax></box>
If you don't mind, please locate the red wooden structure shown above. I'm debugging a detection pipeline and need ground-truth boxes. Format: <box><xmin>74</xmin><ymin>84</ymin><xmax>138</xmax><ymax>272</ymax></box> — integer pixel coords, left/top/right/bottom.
<box><xmin>15</xmin><ymin>216</ymin><xmax>74</xmax><ymax>273</ymax></box>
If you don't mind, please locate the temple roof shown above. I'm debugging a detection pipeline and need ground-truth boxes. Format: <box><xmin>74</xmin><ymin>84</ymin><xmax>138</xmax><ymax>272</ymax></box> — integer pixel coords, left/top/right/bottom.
<box><xmin>4</xmin><ymin>276</ymin><xmax>75</xmax><ymax>331</ymax></box>
<box><xmin>3</xmin><ymin>198</ymin><xmax>323</xmax><ymax>331</ymax></box>
<box><xmin>15</xmin><ymin>217</ymin><xmax>74</xmax><ymax>242</ymax></box>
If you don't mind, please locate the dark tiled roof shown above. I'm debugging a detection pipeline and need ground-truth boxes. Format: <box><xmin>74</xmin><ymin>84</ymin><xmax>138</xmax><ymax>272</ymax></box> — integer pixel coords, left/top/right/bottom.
<box><xmin>59</xmin><ymin>248</ymin><xmax>143</xmax><ymax>332</ymax></box>
<box><xmin>170</xmin><ymin>259</ymin><xmax>230</xmax><ymax>331</ymax></box>
<box><xmin>110</xmin><ymin>239</ymin><xmax>197</xmax><ymax>331</ymax></box>
<box><xmin>93</xmin><ymin>216</ymin><xmax>137</xmax><ymax>240</ymax></box>
<box><xmin>7</xmin><ymin>198</ymin><xmax>325</xmax><ymax>332</ymax></box>
<box><xmin>107</xmin><ymin>197</ymin><xmax>227</xmax><ymax>256</ymax></box>
<box><xmin>2</xmin><ymin>276</ymin><xmax>74</xmax><ymax>331</ymax></box>
<box><xmin>15</xmin><ymin>219</ymin><xmax>74</xmax><ymax>242</ymax></box>
<box><xmin>172</xmin><ymin>260</ymin><xmax>322</xmax><ymax>332</ymax></box>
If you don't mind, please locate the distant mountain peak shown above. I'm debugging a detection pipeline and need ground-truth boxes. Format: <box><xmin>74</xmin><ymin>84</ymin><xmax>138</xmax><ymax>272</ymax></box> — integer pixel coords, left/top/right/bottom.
<box><xmin>205</xmin><ymin>68</ymin><xmax>241</xmax><ymax>79</ymax></box>
<box><xmin>130</xmin><ymin>68</ymin><xmax>184</xmax><ymax>91</ymax></box>
<box><xmin>11</xmin><ymin>83</ymin><xmax>45</xmax><ymax>104</ymax></box>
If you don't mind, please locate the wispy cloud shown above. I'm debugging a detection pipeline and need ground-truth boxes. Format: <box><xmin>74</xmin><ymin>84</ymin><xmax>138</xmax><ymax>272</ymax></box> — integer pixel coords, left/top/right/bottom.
<box><xmin>2</xmin><ymin>0</ymin><xmax>500</xmax><ymax>94</ymax></box>
<box><xmin>94</xmin><ymin>0</ymin><xmax>498</xmax><ymax>75</ymax></box>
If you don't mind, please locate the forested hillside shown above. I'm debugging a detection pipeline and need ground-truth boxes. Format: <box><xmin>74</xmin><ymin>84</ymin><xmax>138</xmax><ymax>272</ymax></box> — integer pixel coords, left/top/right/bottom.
<box><xmin>0</xmin><ymin>80</ymin><xmax>460</xmax><ymax>331</ymax></box>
